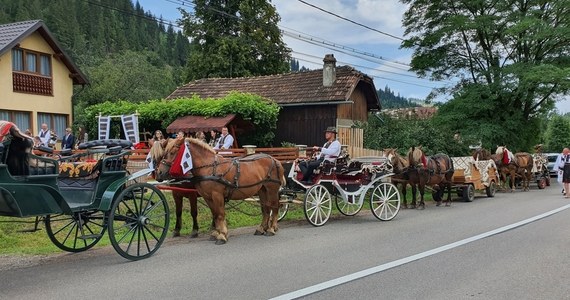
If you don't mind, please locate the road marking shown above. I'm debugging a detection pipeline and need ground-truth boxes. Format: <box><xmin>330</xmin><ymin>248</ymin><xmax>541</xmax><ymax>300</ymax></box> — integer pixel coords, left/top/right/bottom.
<box><xmin>270</xmin><ymin>204</ymin><xmax>570</xmax><ymax>300</ymax></box>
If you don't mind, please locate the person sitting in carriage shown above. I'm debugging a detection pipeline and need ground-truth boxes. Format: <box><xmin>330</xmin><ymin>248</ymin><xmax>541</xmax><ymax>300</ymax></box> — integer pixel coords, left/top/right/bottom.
<box><xmin>299</xmin><ymin>126</ymin><xmax>341</xmax><ymax>184</ymax></box>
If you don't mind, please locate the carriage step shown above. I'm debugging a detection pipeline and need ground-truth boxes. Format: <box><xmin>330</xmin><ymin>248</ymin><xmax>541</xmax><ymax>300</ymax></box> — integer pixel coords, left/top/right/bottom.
<box><xmin>78</xmin><ymin>234</ymin><xmax>102</xmax><ymax>240</ymax></box>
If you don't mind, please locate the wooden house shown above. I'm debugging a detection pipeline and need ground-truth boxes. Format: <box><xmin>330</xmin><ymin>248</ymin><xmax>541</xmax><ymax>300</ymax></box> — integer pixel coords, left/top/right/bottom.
<box><xmin>0</xmin><ymin>20</ymin><xmax>88</xmax><ymax>137</ymax></box>
<box><xmin>166</xmin><ymin>54</ymin><xmax>380</xmax><ymax>147</ymax></box>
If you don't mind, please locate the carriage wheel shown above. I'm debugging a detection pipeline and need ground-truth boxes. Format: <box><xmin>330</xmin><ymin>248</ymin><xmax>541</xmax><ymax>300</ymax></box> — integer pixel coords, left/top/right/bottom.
<box><xmin>108</xmin><ymin>183</ymin><xmax>170</xmax><ymax>260</ymax></box>
<box><xmin>537</xmin><ymin>177</ymin><xmax>547</xmax><ymax>189</ymax></box>
<box><xmin>45</xmin><ymin>210</ymin><xmax>106</xmax><ymax>253</ymax></box>
<box><xmin>304</xmin><ymin>184</ymin><xmax>332</xmax><ymax>226</ymax></box>
<box><xmin>462</xmin><ymin>184</ymin><xmax>475</xmax><ymax>202</ymax></box>
<box><xmin>485</xmin><ymin>181</ymin><xmax>496</xmax><ymax>197</ymax></box>
<box><xmin>270</xmin><ymin>202</ymin><xmax>289</xmax><ymax>222</ymax></box>
<box><xmin>370</xmin><ymin>182</ymin><xmax>401</xmax><ymax>221</ymax></box>
<box><xmin>335</xmin><ymin>194</ymin><xmax>363</xmax><ymax>216</ymax></box>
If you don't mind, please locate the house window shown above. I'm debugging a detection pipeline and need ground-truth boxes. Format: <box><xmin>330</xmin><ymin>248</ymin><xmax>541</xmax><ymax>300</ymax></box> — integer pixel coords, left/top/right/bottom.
<box><xmin>12</xmin><ymin>48</ymin><xmax>53</xmax><ymax>96</ymax></box>
<box><xmin>0</xmin><ymin>110</ymin><xmax>31</xmax><ymax>132</ymax></box>
<box><xmin>38</xmin><ymin>113</ymin><xmax>68</xmax><ymax>140</ymax></box>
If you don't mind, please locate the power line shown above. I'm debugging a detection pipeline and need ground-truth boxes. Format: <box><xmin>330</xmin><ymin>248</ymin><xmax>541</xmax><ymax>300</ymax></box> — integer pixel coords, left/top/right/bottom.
<box><xmin>292</xmin><ymin>51</ymin><xmax>440</xmax><ymax>81</ymax></box>
<box><xmin>296</xmin><ymin>0</ymin><xmax>405</xmax><ymax>41</ymax></box>
<box><xmin>166</xmin><ymin>0</ymin><xmax>413</xmax><ymax>69</ymax></box>
<box><xmin>292</xmin><ymin>56</ymin><xmax>440</xmax><ymax>89</ymax></box>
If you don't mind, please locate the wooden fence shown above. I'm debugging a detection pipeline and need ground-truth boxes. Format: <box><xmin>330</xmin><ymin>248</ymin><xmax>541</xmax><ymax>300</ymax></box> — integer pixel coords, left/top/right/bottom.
<box><xmin>36</xmin><ymin>144</ymin><xmax>383</xmax><ymax>176</ymax></box>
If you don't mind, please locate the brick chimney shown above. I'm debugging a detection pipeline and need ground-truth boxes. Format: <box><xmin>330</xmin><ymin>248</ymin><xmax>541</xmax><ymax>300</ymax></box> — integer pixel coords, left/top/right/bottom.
<box><xmin>323</xmin><ymin>54</ymin><xmax>336</xmax><ymax>87</ymax></box>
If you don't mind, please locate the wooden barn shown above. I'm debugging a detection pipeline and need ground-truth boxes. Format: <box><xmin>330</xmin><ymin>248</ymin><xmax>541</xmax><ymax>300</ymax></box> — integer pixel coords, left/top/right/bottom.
<box><xmin>166</xmin><ymin>54</ymin><xmax>380</xmax><ymax>147</ymax></box>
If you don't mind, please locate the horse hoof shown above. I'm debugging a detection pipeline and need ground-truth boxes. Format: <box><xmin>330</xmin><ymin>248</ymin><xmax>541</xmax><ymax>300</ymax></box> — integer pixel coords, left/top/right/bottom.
<box><xmin>264</xmin><ymin>230</ymin><xmax>275</xmax><ymax>236</ymax></box>
<box><xmin>215</xmin><ymin>239</ymin><xmax>227</xmax><ymax>245</ymax></box>
<box><xmin>172</xmin><ymin>231</ymin><xmax>180</xmax><ymax>237</ymax></box>
<box><xmin>402</xmin><ymin>204</ymin><xmax>408</xmax><ymax>209</ymax></box>
<box><xmin>409</xmin><ymin>205</ymin><xmax>416</xmax><ymax>209</ymax></box>
<box><xmin>436</xmin><ymin>202</ymin><xmax>441</xmax><ymax>207</ymax></box>
<box><xmin>417</xmin><ymin>205</ymin><xmax>425</xmax><ymax>210</ymax></box>
<box><xmin>254</xmin><ymin>230</ymin><xmax>265</xmax><ymax>235</ymax></box>
<box><xmin>209</xmin><ymin>235</ymin><xmax>217</xmax><ymax>241</ymax></box>
<box><xmin>190</xmin><ymin>231</ymin><xmax>199</xmax><ymax>238</ymax></box>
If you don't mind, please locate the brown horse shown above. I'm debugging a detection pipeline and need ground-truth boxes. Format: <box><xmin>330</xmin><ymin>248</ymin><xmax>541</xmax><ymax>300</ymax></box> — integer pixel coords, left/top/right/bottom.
<box><xmin>383</xmin><ymin>148</ymin><xmax>412</xmax><ymax>208</ymax></box>
<box><xmin>495</xmin><ymin>146</ymin><xmax>533</xmax><ymax>192</ymax></box>
<box><xmin>155</xmin><ymin>138</ymin><xmax>286</xmax><ymax>244</ymax></box>
<box><xmin>407</xmin><ymin>146</ymin><xmax>455</xmax><ymax>208</ymax></box>
<box><xmin>149</xmin><ymin>140</ymin><xmax>200</xmax><ymax>238</ymax></box>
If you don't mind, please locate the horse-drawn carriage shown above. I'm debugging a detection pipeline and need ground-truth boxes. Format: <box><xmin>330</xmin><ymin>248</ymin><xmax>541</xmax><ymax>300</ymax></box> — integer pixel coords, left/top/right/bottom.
<box><xmin>154</xmin><ymin>138</ymin><xmax>401</xmax><ymax>241</ymax></box>
<box><xmin>0</xmin><ymin>121</ymin><xmax>170</xmax><ymax>260</ymax></box>
<box><xmin>531</xmin><ymin>153</ymin><xmax>550</xmax><ymax>189</ymax></box>
<box><xmin>451</xmin><ymin>156</ymin><xmax>498</xmax><ymax>201</ymax></box>
<box><xmin>279</xmin><ymin>152</ymin><xmax>401</xmax><ymax>226</ymax></box>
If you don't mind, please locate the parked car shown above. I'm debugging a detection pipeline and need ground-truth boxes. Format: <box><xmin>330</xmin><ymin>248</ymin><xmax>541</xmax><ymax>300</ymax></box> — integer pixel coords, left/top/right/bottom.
<box><xmin>546</xmin><ymin>153</ymin><xmax>560</xmax><ymax>177</ymax></box>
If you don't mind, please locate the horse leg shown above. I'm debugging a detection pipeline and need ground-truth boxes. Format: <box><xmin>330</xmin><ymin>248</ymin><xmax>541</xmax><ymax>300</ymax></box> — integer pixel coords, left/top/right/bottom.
<box><xmin>172</xmin><ymin>191</ymin><xmax>183</xmax><ymax>237</ymax></box>
<box><xmin>188</xmin><ymin>191</ymin><xmax>199</xmax><ymax>238</ymax></box>
<box><xmin>203</xmin><ymin>196</ymin><xmax>227</xmax><ymax>244</ymax></box>
<box><xmin>255</xmin><ymin>189</ymin><xmax>269</xmax><ymax>235</ymax></box>
<box><xmin>510</xmin><ymin>172</ymin><xmax>516</xmax><ymax>192</ymax></box>
<box><xmin>409</xmin><ymin>184</ymin><xmax>417</xmax><ymax>209</ymax></box>
<box><xmin>264</xmin><ymin>187</ymin><xmax>281</xmax><ymax>236</ymax></box>
<box><xmin>418</xmin><ymin>183</ymin><xmax>426</xmax><ymax>210</ymax></box>
<box><xmin>400</xmin><ymin>182</ymin><xmax>408</xmax><ymax>208</ymax></box>
<box><xmin>445</xmin><ymin>182</ymin><xmax>452</xmax><ymax>206</ymax></box>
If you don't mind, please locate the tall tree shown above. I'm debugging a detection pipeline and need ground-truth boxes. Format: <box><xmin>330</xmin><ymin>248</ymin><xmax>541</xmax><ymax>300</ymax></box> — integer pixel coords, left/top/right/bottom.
<box><xmin>545</xmin><ymin>115</ymin><xmax>570</xmax><ymax>152</ymax></box>
<box><xmin>179</xmin><ymin>0</ymin><xmax>290</xmax><ymax>80</ymax></box>
<box><xmin>401</xmin><ymin>0</ymin><xmax>570</xmax><ymax>150</ymax></box>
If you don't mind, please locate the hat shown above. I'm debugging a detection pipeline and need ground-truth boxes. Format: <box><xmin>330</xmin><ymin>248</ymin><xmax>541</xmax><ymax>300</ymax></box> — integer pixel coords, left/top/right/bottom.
<box><xmin>324</xmin><ymin>126</ymin><xmax>337</xmax><ymax>134</ymax></box>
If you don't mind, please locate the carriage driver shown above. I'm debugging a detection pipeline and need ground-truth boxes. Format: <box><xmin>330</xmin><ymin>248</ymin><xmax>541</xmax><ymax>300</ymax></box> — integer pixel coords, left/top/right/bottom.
<box><xmin>299</xmin><ymin>127</ymin><xmax>341</xmax><ymax>184</ymax></box>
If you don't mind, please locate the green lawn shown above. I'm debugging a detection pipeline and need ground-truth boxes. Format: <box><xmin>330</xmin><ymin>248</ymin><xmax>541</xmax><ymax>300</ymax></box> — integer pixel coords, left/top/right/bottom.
<box><xmin>0</xmin><ymin>189</ymin><xmax>434</xmax><ymax>255</ymax></box>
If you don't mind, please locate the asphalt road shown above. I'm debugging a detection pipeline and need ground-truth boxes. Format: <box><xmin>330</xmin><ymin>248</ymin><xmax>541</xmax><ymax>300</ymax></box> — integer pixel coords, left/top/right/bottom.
<box><xmin>1</xmin><ymin>184</ymin><xmax>569</xmax><ymax>300</ymax></box>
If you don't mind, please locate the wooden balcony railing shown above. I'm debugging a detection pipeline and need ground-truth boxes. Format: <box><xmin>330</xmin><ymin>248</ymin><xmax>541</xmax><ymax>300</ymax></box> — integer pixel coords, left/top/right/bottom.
<box><xmin>12</xmin><ymin>72</ymin><xmax>53</xmax><ymax>96</ymax></box>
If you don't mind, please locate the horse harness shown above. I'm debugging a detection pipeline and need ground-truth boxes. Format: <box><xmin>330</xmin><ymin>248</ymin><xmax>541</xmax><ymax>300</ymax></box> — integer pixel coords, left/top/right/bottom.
<box><xmin>190</xmin><ymin>153</ymin><xmax>282</xmax><ymax>202</ymax></box>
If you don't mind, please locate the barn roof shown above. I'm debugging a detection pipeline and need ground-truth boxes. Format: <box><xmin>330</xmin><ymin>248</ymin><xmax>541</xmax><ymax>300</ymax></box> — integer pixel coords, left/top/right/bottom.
<box><xmin>0</xmin><ymin>20</ymin><xmax>88</xmax><ymax>85</ymax></box>
<box><xmin>166</xmin><ymin>66</ymin><xmax>380</xmax><ymax>110</ymax></box>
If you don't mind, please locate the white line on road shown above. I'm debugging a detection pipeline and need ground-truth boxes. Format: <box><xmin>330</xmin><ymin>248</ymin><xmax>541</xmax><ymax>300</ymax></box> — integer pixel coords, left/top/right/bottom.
<box><xmin>270</xmin><ymin>204</ymin><xmax>570</xmax><ymax>300</ymax></box>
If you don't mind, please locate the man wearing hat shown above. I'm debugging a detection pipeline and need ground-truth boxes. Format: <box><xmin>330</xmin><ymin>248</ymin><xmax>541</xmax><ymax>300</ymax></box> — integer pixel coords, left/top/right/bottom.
<box><xmin>299</xmin><ymin>126</ymin><xmax>341</xmax><ymax>184</ymax></box>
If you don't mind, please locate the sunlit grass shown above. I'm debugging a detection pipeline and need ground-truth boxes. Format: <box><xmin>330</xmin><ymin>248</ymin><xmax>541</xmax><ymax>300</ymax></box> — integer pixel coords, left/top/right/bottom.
<box><xmin>0</xmin><ymin>188</ymin><xmax>435</xmax><ymax>255</ymax></box>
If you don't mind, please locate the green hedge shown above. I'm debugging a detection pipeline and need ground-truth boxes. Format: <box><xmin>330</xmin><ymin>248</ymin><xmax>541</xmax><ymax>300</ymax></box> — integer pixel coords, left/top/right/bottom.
<box><xmin>79</xmin><ymin>92</ymin><xmax>280</xmax><ymax>146</ymax></box>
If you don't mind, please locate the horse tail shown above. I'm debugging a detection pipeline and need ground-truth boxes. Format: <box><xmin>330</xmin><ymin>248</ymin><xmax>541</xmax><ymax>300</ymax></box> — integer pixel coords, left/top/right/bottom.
<box><xmin>278</xmin><ymin>160</ymin><xmax>286</xmax><ymax>187</ymax></box>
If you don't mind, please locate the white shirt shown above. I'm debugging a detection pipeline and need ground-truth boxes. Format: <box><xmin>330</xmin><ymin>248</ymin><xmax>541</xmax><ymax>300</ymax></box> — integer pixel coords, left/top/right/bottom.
<box><xmin>318</xmin><ymin>140</ymin><xmax>341</xmax><ymax>162</ymax></box>
<box><xmin>214</xmin><ymin>134</ymin><xmax>234</xmax><ymax>150</ymax></box>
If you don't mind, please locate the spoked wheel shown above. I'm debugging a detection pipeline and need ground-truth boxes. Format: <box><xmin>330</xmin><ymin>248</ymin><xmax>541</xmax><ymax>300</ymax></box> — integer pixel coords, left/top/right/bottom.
<box><xmin>304</xmin><ymin>184</ymin><xmax>332</xmax><ymax>226</ymax></box>
<box><xmin>45</xmin><ymin>210</ymin><xmax>106</xmax><ymax>253</ymax></box>
<box><xmin>370</xmin><ymin>182</ymin><xmax>401</xmax><ymax>221</ymax></box>
<box><xmin>108</xmin><ymin>183</ymin><xmax>170</xmax><ymax>260</ymax></box>
<box><xmin>277</xmin><ymin>203</ymin><xmax>289</xmax><ymax>221</ymax></box>
<box><xmin>335</xmin><ymin>194</ymin><xmax>363</xmax><ymax>216</ymax></box>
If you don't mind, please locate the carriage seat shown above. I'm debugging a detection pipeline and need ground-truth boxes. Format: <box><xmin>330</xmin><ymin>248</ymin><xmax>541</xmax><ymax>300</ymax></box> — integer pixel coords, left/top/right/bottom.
<box><xmin>58</xmin><ymin>161</ymin><xmax>100</xmax><ymax>179</ymax></box>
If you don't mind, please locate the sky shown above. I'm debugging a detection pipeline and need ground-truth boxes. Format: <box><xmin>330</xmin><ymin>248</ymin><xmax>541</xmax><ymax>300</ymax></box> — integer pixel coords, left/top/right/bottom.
<box><xmin>136</xmin><ymin>0</ymin><xmax>570</xmax><ymax>113</ymax></box>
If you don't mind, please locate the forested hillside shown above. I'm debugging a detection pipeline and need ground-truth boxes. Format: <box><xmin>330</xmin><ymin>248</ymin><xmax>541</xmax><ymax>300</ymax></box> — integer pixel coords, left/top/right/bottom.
<box><xmin>0</xmin><ymin>0</ymin><xmax>188</xmax><ymax>66</ymax></box>
<box><xmin>0</xmin><ymin>0</ymin><xmax>190</xmax><ymax>121</ymax></box>
<box><xmin>378</xmin><ymin>86</ymin><xmax>418</xmax><ymax>109</ymax></box>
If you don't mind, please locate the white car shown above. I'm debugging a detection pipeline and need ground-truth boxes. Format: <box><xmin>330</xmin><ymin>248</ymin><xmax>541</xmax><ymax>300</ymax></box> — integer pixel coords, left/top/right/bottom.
<box><xmin>546</xmin><ymin>153</ymin><xmax>560</xmax><ymax>177</ymax></box>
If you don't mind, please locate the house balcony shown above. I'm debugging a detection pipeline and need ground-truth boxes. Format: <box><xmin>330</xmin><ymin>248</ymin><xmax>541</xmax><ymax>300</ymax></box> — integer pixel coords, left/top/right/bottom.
<box><xmin>12</xmin><ymin>72</ymin><xmax>53</xmax><ymax>96</ymax></box>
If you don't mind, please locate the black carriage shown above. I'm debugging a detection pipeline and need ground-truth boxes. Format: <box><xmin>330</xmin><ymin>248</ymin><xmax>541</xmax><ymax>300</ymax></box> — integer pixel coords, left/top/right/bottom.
<box><xmin>0</xmin><ymin>122</ymin><xmax>169</xmax><ymax>260</ymax></box>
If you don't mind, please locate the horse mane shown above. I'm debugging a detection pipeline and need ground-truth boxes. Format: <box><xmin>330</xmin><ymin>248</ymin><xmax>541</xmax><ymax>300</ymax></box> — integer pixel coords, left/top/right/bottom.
<box><xmin>186</xmin><ymin>137</ymin><xmax>216</xmax><ymax>155</ymax></box>
<box><xmin>495</xmin><ymin>146</ymin><xmax>505</xmax><ymax>155</ymax></box>
<box><xmin>407</xmin><ymin>146</ymin><xmax>423</xmax><ymax>164</ymax></box>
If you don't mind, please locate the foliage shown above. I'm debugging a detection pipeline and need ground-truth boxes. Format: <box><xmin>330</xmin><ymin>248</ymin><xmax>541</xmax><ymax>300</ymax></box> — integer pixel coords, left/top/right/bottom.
<box><xmin>544</xmin><ymin>115</ymin><xmax>570</xmax><ymax>152</ymax></box>
<box><xmin>179</xmin><ymin>0</ymin><xmax>291</xmax><ymax>80</ymax></box>
<box><xmin>362</xmin><ymin>113</ymin><xmax>467</xmax><ymax>157</ymax></box>
<box><xmin>74</xmin><ymin>50</ymin><xmax>179</xmax><ymax>107</ymax></box>
<box><xmin>401</xmin><ymin>0</ymin><xmax>570</xmax><ymax>150</ymax></box>
<box><xmin>82</xmin><ymin>92</ymin><xmax>280</xmax><ymax>146</ymax></box>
